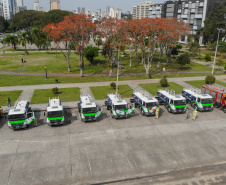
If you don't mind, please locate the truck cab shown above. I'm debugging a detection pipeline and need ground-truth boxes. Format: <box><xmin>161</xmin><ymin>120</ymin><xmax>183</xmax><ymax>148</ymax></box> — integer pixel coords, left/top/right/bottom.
<box><xmin>182</xmin><ymin>89</ymin><xmax>213</xmax><ymax>111</ymax></box>
<box><xmin>78</xmin><ymin>95</ymin><xmax>103</xmax><ymax>122</ymax></box>
<box><xmin>131</xmin><ymin>91</ymin><xmax>158</xmax><ymax>116</ymax></box>
<box><xmin>158</xmin><ymin>90</ymin><xmax>186</xmax><ymax>113</ymax></box>
<box><xmin>8</xmin><ymin>101</ymin><xmax>34</xmax><ymax>130</ymax></box>
<box><xmin>105</xmin><ymin>94</ymin><xmax>135</xmax><ymax>119</ymax></box>
<box><xmin>46</xmin><ymin>98</ymin><xmax>65</xmax><ymax>126</ymax></box>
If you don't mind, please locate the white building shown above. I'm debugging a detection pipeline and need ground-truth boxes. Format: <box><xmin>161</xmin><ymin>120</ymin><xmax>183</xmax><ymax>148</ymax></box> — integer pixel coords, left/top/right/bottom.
<box><xmin>3</xmin><ymin>0</ymin><xmax>17</xmax><ymax>19</ymax></box>
<box><xmin>133</xmin><ymin>1</ymin><xmax>155</xmax><ymax>19</ymax></box>
<box><xmin>109</xmin><ymin>7</ymin><xmax>122</xmax><ymax>19</ymax></box>
<box><xmin>16</xmin><ymin>0</ymin><xmax>23</xmax><ymax>7</ymax></box>
<box><xmin>34</xmin><ymin>0</ymin><xmax>39</xmax><ymax>11</ymax></box>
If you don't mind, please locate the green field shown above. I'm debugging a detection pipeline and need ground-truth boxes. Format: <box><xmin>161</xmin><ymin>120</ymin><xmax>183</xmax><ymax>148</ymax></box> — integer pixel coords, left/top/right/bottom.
<box><xmin>90</xmin><ymin>85</ymin><xmax>133</xmax><ymax>100</ymax></box>
<box><xmin>31</xmin><ymin>88</ymin><xmax>80</xmax><ymax>104</ymax></box>
<box><xmin>185</xmin><ymin>80</ymin><xmax>226</xmax><ymax>89</ymax></box>
<box><xmin>140</xmin><ymin>82</ymin><xmax>184</xmax><ymax>96</ymax></box>
<box><xmin>0</xmin><ymin>91</ymin><xmax>22</xmax><ymax>106</ymax></box>
<box><xmin>0</xmin><ymin>51</ymin><xmax>213</xmax><ymax>75</ymax></box>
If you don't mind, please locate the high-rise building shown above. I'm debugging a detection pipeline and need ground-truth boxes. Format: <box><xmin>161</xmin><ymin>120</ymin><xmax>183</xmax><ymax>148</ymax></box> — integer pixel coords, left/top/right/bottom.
<box><xmin>133</xmin><ymin>1</ymin><xmax>155</xmax><ymax>19</ymax></box>
<box><xmin>0</xmin><ymin>3</ymin><xmax>3</xmax><ymax>17</ymax></box>
<box><xmin>50</xmin><ymin>0</ymin><xmax>61</xmax><ymax>10</ymax></box>
<box><xmin>109</xmin><ymin>7</ymin><xmax>122</xmax><ymax>19</ymax></box>
<box><xmin>34</xmin><ymin>0</ymin><xmax>40</xmax><ymax>11</ymax></box>
<box><xmin>16</xmin><ymin>0</ymin><xmax>23</xmax><ymax>7</ymax></box>
<box><xmin>3</xmin><ymin>0</ymin><xmax>17</xmax><ymax>19</ymax></box>
<box><xmin>77</xmin><ymin>7</ymin><xmax>85</xmax><ymax>14</ymax></box>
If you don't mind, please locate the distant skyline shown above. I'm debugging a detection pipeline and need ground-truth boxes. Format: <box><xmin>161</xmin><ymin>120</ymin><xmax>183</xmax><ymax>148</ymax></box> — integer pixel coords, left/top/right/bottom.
<box><xmin>21</xmin><ymin>0</ymin><xmax>166</xmax><ymax>12</ymax></box>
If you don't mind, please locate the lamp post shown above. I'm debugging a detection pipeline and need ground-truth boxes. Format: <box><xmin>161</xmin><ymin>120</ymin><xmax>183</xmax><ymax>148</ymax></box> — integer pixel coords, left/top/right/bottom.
<box><xmin>212</xmin><ymin>28</ymin><xmax>223</xmax><ymax>75</ymax></box>
<box><xmin>45</xmin><ymin>65</ymin><xmax>48</xmax><ymax>79</ymax></box>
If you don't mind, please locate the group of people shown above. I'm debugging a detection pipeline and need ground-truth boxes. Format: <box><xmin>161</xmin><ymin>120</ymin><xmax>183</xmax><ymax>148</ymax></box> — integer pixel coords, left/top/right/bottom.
<box><xmin>154</xmin><ymin>106</ymin><xmax>198</xmax><ymax>120</ymax></box>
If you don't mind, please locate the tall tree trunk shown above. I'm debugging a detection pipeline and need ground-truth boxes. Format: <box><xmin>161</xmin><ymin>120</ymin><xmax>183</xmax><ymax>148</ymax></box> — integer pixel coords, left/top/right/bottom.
<box><xmin>109</xmin><ymin>62</ymin><xmax>113</xmax><ymax>77</ymax></box>
<box><xmin>130</xmin><ymin>55</ymin><xmax>133</xmax><ymax>68</ymax></box>
<box><xmin>80</xmin><ymin>55</ymin><xmax>84</xmax><ymax>77</ymax></box>
<box><xmin>67</xmin><ymin>59</ymin><xmax>71</xmax><ymax>72</ymax></box>
<box><xmin>158</xmin><ymin>50</ymin><xmax>163</xmax><ymax>68</ymax></box>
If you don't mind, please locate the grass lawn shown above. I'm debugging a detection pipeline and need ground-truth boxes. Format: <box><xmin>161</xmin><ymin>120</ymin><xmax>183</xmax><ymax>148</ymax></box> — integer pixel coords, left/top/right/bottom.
<box><xmin>0</xmin><ymin>51</ymin><xmax>214</xmax><ymax>75</ymax></box>
<box><xmin>0</xmin><ymin>91</ymin><xmax>22</xmax><ymax>106</ymax></box>
<box><xmin>0</xmin><ymin>73</ymin><xmax>225</xmax><ymax>87</ymax></box>
<box><xmin>140</xmin><ymin>82</ymin><xmax>184</xmax><ymax>96</ymax></box>
<box><xmin>31</xmin><ymin>88</ymin><xmax>80</xmax><ymax>104</ymax></box>
<box><xmin>90</xmin><ymin>85</ymin><xmax>133</xmax><ymax>100</ymax></box>
<box><xmin>185</xmin><ymin>80</ymin><xmax>226</xmax><ymax>89</ymax></box>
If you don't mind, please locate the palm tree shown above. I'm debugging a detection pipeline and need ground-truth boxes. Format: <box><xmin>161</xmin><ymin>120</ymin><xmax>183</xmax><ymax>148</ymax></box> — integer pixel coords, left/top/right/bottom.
<box><xmin>19</xmin><ymin>32</ymin><xmax>29</xmax><ymax>52</ymax></box>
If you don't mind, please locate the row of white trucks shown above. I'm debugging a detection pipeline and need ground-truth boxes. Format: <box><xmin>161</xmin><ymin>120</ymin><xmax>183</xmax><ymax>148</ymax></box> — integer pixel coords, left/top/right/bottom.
<box><xmin>5</xmin><ymin>83</ymin><xmax>226</xmax><ymax>130</ymax></box>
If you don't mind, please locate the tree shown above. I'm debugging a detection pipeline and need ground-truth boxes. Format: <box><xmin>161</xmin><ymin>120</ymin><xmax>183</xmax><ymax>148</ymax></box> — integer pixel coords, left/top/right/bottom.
<box><xmin>188</xmin><ymin>41</ymin><xmax>200</xmax><ymax>60</ymax></box>
<box><xmin>0</xmin><ymin>16</ymin><xmax>9</xmax><ymax>32</ymax></box>
<box><xmin>84</xmin><ymin>46</ymin><xmax>99</xmax><ymax>64</ymax></box>
<box><xmin>2</xmin><ymin>34</ymin><xmax>18</xmax><ymax>51</ymax></box>
<box><xmin>171</xmin><ymin>44</ymin><xmax>182</xmax><ymax>55</ymax></box>
<box><xmin>19</xmin><ymin>32</ymin><xmax>29</xmax><ymax>52</ymax></box>
<box><xmin>45</xmin><ymin>10</ymin><xmax>71</xmax><ymax>25</ymax></box>
<box><xmin>12</xmin><ymin>10</ymin><xmax>45</xmax><ymax>33</ymax></box>
<box><xmin>203</xmin><ymin>0</ymin><xmax>226</xmax><ymax>43</ymax></box>
<box><xmin>176</xmin><ymin>53</ymin><xmax>191</xmax><ymax>68</ymax></box>
<box><xmin>216</xmin><ymin>58</ymin><xmax>224</xmax><ymax>69</ymax></box>
<box><xmin>31</xmin><ymin>27</ymin><xmax>50</xmax><ymax>50</ymax></box>
<box><xmin>204</xmin><ymin>54</ymin><xmax>211</xmax><ymax>65</ymax></box>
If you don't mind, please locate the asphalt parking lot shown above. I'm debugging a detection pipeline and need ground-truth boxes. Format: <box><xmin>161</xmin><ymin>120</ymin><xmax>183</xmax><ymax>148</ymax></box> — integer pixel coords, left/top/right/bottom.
<box><xmin>1</xmin><ymin>104</ymin><xmax>226</xmax><ymax>185</ymax></box>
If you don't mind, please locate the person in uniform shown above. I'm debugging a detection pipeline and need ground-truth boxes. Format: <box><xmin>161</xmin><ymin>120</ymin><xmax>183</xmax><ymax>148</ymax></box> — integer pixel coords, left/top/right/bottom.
<box><xmin>186</xmin><ymin>109</ymin><xmax>189</xmax><ymax>119</ymax></box>
<box><xmin>0</xmin><ymin>106</ymin><xmax>3</xmax><ymax>117</ymax></box>
<box><xmin>155</xmin><ymin>106</ymin><xmax>159</xmax><ymax>119</ymax></box>
<box><xmin>34</xmin><ymin>116</ymin><xmax>38</xmax><ymax>127</ymax></box>
<box><xmin>193</xmin><ymin>109</ymin><xmax>198</xmax><ymax>120</ymax></box>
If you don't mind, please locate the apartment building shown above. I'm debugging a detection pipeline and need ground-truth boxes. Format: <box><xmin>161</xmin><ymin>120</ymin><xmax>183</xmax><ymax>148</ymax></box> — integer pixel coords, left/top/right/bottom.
<box><xmin>50</xmin><ymin>0</ymin><xmax>61</xmax><ymax>10</ymax></box>
<box><xmin>133</xmin><ymin>1</ymin><xmax>155</xmax><ymax>19</ymax></box>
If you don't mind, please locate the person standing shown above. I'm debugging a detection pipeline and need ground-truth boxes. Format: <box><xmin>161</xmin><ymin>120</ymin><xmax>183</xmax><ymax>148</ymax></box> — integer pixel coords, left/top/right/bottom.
<box><xmin>193</xmin><ymin>109</ymin><xmax>198</xmax><ymax>120</ymax></box>
<box><xmin>186</xmin><ymin>109</ymin><xmax>189</xmax><ymax>119</ymax></box>
<box><xmin>7</xmin><ymin>97</ymin><xmax>11</xmax><ymax>107</ymax></box>
<box><xmin>155</xmin><ymin>106</ymin><xmax>159</xmax><ymax>119</ymax></box>
<box><xmin>0</xmin><ymin>106</ymin><xmax>3</xmax><ymax>117</ymax></box>
<box><xmin>34</xmin><ymin>116</ymin><xmax>38</xmax><ymax>127</ymax></box>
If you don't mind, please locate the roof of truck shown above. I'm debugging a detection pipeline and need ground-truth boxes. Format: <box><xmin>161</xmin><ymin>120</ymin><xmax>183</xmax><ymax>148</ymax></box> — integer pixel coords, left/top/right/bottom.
<box><xmin>107</xmin><ymin>94</ymin><xmax>127</xmax><ymax>105</ymax></box>
<box><xmin>133</xmin><ymin>92</ymin><xmax>158</xmax><ymax>103</ymax></box>
<box><xmin>80</xmin><ymin>96</ymin><xmax>96</xmax><ymax>108</ymax></box>
<box><xmin>203</xmin><ymin>83</ymin><xmax>226</xmax><ymax>93</ymax></box>
<box><xmin>158</xmin><ymin>90</ymin><xmax>185</xmax><ymax>100</ymax></box>
<box><xmin>183</xmin><ymin>89</ymin><xmax>212</xmax><ymax>99</ymax></box>
<box><xmin>47</xmin><ymin>98</ymin><xmax>63</xmax><ymax>112</ymax></box>
<box><xmin>8</xmin><ymin>101</ymin><xmax>29</xmax><ymax>115</ymax></box>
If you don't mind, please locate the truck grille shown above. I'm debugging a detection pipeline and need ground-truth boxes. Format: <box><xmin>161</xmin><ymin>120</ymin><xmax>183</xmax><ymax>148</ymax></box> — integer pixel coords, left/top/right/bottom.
<box><xmin>85</xmin><ymin>116</ymin><xmax>95</xmax><ymax>119</ymax></box>
<box><xmin>50</xmin><ymin>120</ymin><xmax>61</xmax><ymax>124</ymax></box>
<box><xmin>203</xmin><ymin>106</ymin><xmax>211</xmax><ymax>111</ymax></box>
<box><xmin>11</xmin><ymin>123</ymin><xmax>23</xmax><ymax>128</ymax></box>
<box><xmin>176</xmin><ymin>108</ymin><xmax>184</xmax><ymax>112</ymax></box>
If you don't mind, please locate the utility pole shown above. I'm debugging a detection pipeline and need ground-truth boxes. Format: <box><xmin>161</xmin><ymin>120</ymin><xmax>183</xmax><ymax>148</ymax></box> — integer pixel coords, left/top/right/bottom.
<box><xmin>212</xmin><ymin>28</ymin><xmax>223</xmax><ymax>75</ymax></box>
<box><xmin>116</xmin><ymin>50</ymin><xmax>119</xmax><ymax>97</ymax></box>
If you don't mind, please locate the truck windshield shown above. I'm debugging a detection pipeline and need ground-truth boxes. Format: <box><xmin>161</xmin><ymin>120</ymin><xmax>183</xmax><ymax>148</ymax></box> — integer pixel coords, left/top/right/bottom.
<box><xmin>201</xmin><ymin>98</ymin><xmax>213</xmax><ymax>104</ymax></box>
<box><xmin>146</xmin><ymin>103</ymin><xmax>157</xmax><ymax>107</ymax></box>
<box><xmin>48</xmin><ymin>111</ymin><xmax>63</xmax><ymax>118</ymax></box>
<box><xmin>174</xmin><ymin>100</ymin><xmax>186</xmax><ymax>105</ymax></box>
<box><xmin>82</xmin><ymin>107</ymin><xmax>96</xmax><ymax>113</ymax></box>
<box><xmin>115</xmin><ymin>105</ymin><xmax>127</xmax><ymax>110</ymax></box>
<box><xmin>8</xmin><ymin>114</ymin><xmax>25</xmax><ymax>121</ymax></box>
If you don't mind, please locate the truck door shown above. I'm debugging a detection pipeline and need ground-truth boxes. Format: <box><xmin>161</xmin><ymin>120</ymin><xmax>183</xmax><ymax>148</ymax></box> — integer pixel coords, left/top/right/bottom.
<box><xmin>27</xmin><ymin>112</ymin><xmax>35</xmax><ymax>125</ymax></box>
<box><xmin>97</xmin><ymin>106</ymin><xmax>103</xmax><ymax>117</ymax></box>
<box><xmin>128</xmin><ymin>103</ymin><xmax>135</xmax><ymax>115</ymax></box>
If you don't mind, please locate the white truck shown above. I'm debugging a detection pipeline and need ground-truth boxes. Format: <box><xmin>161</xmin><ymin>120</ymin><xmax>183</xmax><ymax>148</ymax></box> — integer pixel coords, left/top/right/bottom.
<box><xmin>182</xmin><ymin>88</ymin><xmax>213</xmax><ymax>111</ymax></box>
<box><xmin>157</xmin><ymin>90</ymin><xmax>186</xmax><ymax>113</ymax></box>
<box><xmin>131</xmin><ymin>91</ymin><xmax>158</xmax><ymax>116</ymax></box>
<box><xmin>105</xmin><ymin>93</ymin><xmax>135</xmax><ymax>119</ymax></box>
<box><xmin>8</xmin><ymin>100</ymin><xmax>34</xmax><ymax>130</ymax></box>
<box><xmin>78</xmin><ymin>95</ymin><xmax>103</xmax><ymax>122</ymax></box>
<box><xmin>46</xmin><ymin>98</ymin><xmax>65</xmax><ymax>126</ymax></box>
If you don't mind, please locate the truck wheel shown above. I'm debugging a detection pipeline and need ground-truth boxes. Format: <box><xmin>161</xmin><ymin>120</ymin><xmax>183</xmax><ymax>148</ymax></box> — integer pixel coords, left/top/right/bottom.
<box><xmin>223</xmin><ymin>108</ymin><xmax>226</xmax><ymax>113</ymax></box>
<box><xmin>111</xmin><ymin>112</ymin><xmax>114</xmax><ymax>118</ymax></box>
<box><xmin>167</xmin><ymin>106</ymin><xmax>171</xmax><ymax>113</ymax></box>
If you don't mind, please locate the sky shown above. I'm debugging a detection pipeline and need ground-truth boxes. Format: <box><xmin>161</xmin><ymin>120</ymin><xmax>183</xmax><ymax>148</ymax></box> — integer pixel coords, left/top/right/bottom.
<box><xmin>23</xmin><ymin>0</ymin><xmax>166</xmax><ymax>12</ymax></box>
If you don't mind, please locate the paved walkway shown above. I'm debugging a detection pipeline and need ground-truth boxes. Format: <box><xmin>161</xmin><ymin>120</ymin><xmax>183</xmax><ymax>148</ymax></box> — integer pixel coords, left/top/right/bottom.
<box><xmin>129</xmin><ymin>84</ymin><xmax>153</xmax><ymax>96</ymax></box>
<box><xmin>175</xmin><ymin>81</ymin><xmax>196</xmax><ymax>89</ymax></box>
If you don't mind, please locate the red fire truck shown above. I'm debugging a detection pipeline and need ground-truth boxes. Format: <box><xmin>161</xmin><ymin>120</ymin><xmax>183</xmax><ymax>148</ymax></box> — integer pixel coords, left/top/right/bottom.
<box><xmin>201</xmin><ymin>84</ymin><xmax>226</xmax><ymax>113</ymax></box>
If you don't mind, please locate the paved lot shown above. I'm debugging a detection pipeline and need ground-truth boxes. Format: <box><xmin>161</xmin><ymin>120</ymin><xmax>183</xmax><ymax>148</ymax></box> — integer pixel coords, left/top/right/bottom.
<box><xmin>1</xmin><ymin>105</ymin><xmax>226</xmax><ymax>185</ymax></box>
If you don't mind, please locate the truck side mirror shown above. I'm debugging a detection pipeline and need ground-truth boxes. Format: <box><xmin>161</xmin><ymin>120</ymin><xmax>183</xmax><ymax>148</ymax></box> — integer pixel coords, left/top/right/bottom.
<box><xmin>44</xmin><ymin>112</ymin><xmax>46</xmax><ymax>116</ymax></box>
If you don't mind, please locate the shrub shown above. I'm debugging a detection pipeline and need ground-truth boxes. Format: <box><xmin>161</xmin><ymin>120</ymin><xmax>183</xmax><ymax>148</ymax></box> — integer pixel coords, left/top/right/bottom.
<box><xmin>205</xmin><ymin>75</ymin><xmax>216</xmax><ymax>84</ymax></box>
<box><xmin>110</xmin><ymin>82</ymin><xmax>116</xmax><ymax>89</ymax></box>
<box><xmin>204</xmin><ymin>54</ymin><xmax>211</xmax><ymax>62</ymax></box>
<box><xmin>176</xmin><ymin>53</ymin><xmax>191</xmax><ymax>68</ymax></box>
<box><xmin>52</xmin><ymin>87</ymin><xmax>59</xmax><ymax>94</ymax></box>
<box><xmin>160</xmin><ymin>77</ymin><xmax>168</xmax><ymax>87</ymax></box>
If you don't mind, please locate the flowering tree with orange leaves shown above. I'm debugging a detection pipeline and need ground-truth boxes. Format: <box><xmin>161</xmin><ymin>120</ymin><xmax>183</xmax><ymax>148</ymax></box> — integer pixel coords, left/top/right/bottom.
<box><xmin>98</xmin><ymin>18</ymin><xmax>126</xmax><ymax>77</ymax></box>
<box><xmin>43</xmin><ymin>14</ymin><xmax>96</xmax><ymax>76</ymax></box>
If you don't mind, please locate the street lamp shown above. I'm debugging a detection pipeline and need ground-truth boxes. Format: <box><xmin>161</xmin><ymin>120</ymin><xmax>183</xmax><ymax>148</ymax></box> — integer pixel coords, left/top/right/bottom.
<box><xmin>45</xmin><ymin>65</ymin><xmax>48</xmax><ymax>79</ymax></box>
<box><xmin>212</xmin><ymin>28</ymin><xmax>224</xmax><ymax>75</ymax></box>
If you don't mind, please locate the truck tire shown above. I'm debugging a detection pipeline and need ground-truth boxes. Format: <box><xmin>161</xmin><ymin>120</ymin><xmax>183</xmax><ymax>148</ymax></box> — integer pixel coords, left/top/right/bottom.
<box><xmin>167</xmin><ymin>106</ymin><xmax>171</xmax><ymax>113</ymax></box>
<box><xmin>105</xmin><ymin>101</ymin><xmax>108</xmax><ymax>106</ymax></box>
<box><xmin>141</xmin><ymin>109</ymin><xmax>144</xmax><ymax>115</ymax></box>
<box><xmin>223</xmin><ymin>108</ymin><xmax>226</xmax><ymax>113</ymax></box>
